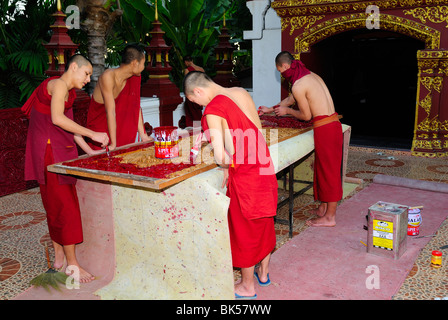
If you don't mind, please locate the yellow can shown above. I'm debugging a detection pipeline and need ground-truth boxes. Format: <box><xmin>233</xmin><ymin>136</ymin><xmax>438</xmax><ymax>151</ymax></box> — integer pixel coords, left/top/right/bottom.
<box><xmin>431</xmin><ymin>251</ymin><xmax>442</xmax><ymax>268</ymax></box>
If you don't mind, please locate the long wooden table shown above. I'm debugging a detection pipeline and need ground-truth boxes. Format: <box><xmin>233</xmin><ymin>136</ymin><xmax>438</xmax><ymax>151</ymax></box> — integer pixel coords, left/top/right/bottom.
<box><xmin>47</xmin><ymin>122</ymin><xmax>351</xmax><ymax>300</ymax></box>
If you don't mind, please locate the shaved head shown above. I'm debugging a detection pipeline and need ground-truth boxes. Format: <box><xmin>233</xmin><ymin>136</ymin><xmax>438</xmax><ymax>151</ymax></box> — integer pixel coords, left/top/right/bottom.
<box><xmin>122</xmin><ymin>44</ymin><xmax>146</xmax><ymax>65</ymax></box>
<box><xmin>275</xmin><ymin>51</ymin><xmax>294</xmax><ymax>66</ymax></box>
<box><xmin>65</xmin><ymin>54</ymin><xmax>92</xmax><ymax>72</ymax></box>
<box><xmin>183</xmin><ymin>71</ymin><xmax>213</xmax><ymax>95</ymax></box>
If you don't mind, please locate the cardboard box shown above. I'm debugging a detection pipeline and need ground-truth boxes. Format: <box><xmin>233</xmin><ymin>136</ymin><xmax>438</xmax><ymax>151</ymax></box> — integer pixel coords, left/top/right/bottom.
<box><xmin>367</xmin><ymin>201</ymin><xmax>408</xmax><ymax>260</ymax></box>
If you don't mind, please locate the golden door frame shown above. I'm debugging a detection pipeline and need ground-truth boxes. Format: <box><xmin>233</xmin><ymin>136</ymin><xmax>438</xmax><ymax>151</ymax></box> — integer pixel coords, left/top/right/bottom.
<box><xmin>272</xmin><ymin>0</ymin><xmax>448</xmax><ymax>157</ymax></box>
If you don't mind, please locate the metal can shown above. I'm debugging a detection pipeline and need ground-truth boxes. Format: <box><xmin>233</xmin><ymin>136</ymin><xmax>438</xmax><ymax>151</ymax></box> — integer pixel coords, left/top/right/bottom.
<box><xmin>431</xmin><ymin>250</ymin><xmax>442</xmax><ymax>268</ymax></box>
<box><xmin>407</xmin><ymin>208</ymin><xmax>422</xmax><ymax>236</ymax></box>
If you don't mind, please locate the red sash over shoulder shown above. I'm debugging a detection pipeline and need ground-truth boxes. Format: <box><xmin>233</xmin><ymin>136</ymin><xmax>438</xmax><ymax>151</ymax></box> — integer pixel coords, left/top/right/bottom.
<box><xmin>86</xmin><ymin>75</ymin><xmax>141</xmax><ymax>149</ymax></box>
<box><xmin>23</xmin><ymin>77</ymin><xmax>78</xmax><ymax>185</ymax></box>
<box><xmin>201</xmin><ymin>95</ymin><xmax>277</xmax><ymax>220</ymax></box>
<box><xmin>201</xmin><ymin>95</ymin><xmax>277</xmax><ymax>268</ymax></box>
<box><xmin>21</xmin><ymin>77</ymin><xmax>76</xmax><ymax>117</ymax></box>
<box><xmin>281</xmin><ymin>59</ymin><xmax>311</xmax><ymax>85</ymax></box>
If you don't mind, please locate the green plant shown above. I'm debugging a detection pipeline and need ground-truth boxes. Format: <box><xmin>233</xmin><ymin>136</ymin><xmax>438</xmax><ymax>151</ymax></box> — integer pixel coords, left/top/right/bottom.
<box><xmin>0</xmin><ymin>0</ymin><xmax>55</xmax><ymax>109</ymax></box>
<box><xmin>124</xmin><ymin>0</ymin><xmax>251</xmax><ymax>88</ymax></box>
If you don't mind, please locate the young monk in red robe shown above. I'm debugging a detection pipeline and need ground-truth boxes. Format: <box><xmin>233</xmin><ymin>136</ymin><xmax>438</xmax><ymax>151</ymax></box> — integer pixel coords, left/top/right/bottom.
<box><xmin>22</xmin><ymin>54</ymin><xmax>110</xmax><ymax>283</ymax></box>
<box><xmin>182</xmin><ymin>56</ymin><xmax>205</xmax><ymax>127</ymax></box>
<box><xmin>184</xmin><ymin>71</ymin><xmax>278</xmax><ymax>300</ymax></box>
<box><xmin>260</xmin><ymin>51</ymin><xmax>343</xmax><ymax>227</ymax></box>
<box><xmin>87</xmin><ymin>44</ymin><xmax>152</xmax><ymax>150</ymax></box>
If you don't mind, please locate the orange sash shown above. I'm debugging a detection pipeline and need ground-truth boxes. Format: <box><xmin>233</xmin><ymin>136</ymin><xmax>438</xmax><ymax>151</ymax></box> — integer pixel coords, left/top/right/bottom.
<box><xmin>313</xmin><ymin>113</ymin><xmax>340</xmax><ymax>129</ymax></box>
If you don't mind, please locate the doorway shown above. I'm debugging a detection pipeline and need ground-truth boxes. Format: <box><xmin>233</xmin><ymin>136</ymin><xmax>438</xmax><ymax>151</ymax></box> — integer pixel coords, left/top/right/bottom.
<box><xmin>304</xmin><ymin>29</ymin><xmax>425</xmax><ymax>150</ymax></box>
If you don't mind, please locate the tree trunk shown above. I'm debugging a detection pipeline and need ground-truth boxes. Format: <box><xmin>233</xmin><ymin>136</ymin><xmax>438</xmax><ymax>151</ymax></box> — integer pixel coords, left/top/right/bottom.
<box><xmin>79</xmin><ymin>1</ymin><xmax>122</xmax><ymax>93</ymax></box>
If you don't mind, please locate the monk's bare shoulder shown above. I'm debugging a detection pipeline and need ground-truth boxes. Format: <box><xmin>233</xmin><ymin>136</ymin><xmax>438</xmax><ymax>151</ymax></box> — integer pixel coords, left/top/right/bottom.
<box><xmin>97</xmin><ymin>69</ymin><xmax>117</xmax><ymax>92</ymax></box>
<box><xmin>47</xmin><ymin>78</ymin><xmax>68</xmax><ymax>97</ymax></box>
<box><xmin>99</xmin><ymin>68</ymin><xmax>116</xmax><ymax>84</ymax></box>
<box><xmin>227</xmin><ymin>86</ymin><xmax>251</xmax><ymax>97</ymax></box>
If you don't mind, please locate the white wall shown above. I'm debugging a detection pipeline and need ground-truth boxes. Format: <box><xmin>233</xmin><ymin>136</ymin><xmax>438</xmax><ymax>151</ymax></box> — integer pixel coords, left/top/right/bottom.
<box><xmin>140</xmin><ymin>97</ymin><xmax>186</xmax><ymax>139</ymax></box>
<box><xmin>243</xmin><ymin>0</ymin><xmax>282</xmax><ymax>108</ymax></box>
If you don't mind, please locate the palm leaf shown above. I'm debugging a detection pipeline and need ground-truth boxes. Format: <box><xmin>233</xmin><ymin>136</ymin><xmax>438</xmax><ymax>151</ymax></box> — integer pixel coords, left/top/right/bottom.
<box><xmin>29</xmin><ymin>269</ymin><xmax>69</xmax><ymax>292</ymax></box>
<box><xmin>165</xmin><ymin>0</ymin><xmax>204</xmax><ymax>26</ymax></box>
<box><xmin>29</xmin><ymin>243</ymin><xmax>69</xmax><ymax>292</ymax></box>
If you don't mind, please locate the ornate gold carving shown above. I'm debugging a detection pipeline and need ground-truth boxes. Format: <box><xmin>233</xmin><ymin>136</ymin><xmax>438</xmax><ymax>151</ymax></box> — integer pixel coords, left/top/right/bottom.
<box><xmin>404</xmin><ymin>6</ymin><xmax>448</xmax><ymax>27</ymax></box>
<box><xmin>418</xmin><ymin>93</ymin><xmax>433</xmax><ymax>115</ymax></box>
<box><xmin>294</xmin><ymin>14</ymin><xmax>440</xmax><ymax>54</ymax></box>
<box><xmin>417</xmin><ymin>50</ymin><xmax>448</xmax><ymax>59</ymax></box>
<box><xmin>271</xmin><ymin>0</ymin><xmax>448</xmax><ymax>157</ymax></box>
<box><xmin>420</xmin><ymin>76</ymin><xmax>443</xmax><ymax>92</ymax></box>
<box><xmin>272</xmin><ymin>0</ymin><xmax>448</xmax><ymax>17</ymax></box>
<box><xmin>416</xmin><ymin>115</ymin><xmax>448</xmax><ymax>133</ymax></box>
<box><xmin>282</xmin><ymin>15</ymin><xmax>326</xmax><ymax>34</ymax></box>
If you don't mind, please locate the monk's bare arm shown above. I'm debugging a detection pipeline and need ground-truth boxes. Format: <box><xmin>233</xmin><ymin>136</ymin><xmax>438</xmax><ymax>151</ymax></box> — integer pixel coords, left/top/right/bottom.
<box><xmin>137</xmin><ymin>109</ymin><xmax>152</xmax><ymax>142</ymax></box>
<box><xmin>287</xmin><ymin>87</ymin><xmax>312</xmax><ymax>120</ymax></box>
<box><xmin>74</xmin><ymin>134</ymin><xmax>105</xmax><ymax>155</ymax></box>
<box><xmin>205</xmin><ymin>114</ymin><xmax>231</xmax><ymax>167</ymax></box>
<box><xmin>99</xmin><ymin>72</ymin><xmax>118</xmax><ymax>149</ymax></box>
<box><xmin>279</xmin><ymin>94</ymin><xmax>295</xmax><ymax>108</ymax></box>
<box><xmin>50</xmin><ymin>79</ymin><xmax>109</xmax><ymax>146</ymax></box>
<box><xmin>260</xmin><ymin>94</ymin><xmax>295</xmax><ymax>114</ymax></box>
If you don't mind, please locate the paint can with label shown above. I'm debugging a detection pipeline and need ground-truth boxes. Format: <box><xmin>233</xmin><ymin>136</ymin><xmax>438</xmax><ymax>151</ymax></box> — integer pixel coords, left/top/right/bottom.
<box><xmin>407</xmin><ymin>208</ymin><xmax>422</xmax><ymax>236</ymax></box>
<box><xmin>431</xmin><ymin>250</ymin><xmax>442</xmax><ymax>268</ymax></box>
<box><xmin>154</xmin><ymin>126</ymin><xmax>179</xmax><ymax>159</ymax></box>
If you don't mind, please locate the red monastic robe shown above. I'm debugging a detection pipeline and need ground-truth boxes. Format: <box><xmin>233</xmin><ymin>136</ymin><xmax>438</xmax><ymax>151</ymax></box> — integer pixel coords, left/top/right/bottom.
<box><xmin>312</xmin><ymin>113</ymin><xmax>343</xmax><ymax>202</ymax></box>
<box><xmin>86</xmin><ymin>75</ymin><xmax>142</xmax><ymax>149</ymax></box>
<box><xmin>201</xmin><ymin>95</ymin><xmax>277</xmax><ymax>268</ymax></box>
<box><xmin>281</xmin><ymin>59</ymin><xmax>343</xmax><ymax>203</ymax></box>
<box><xmin>22</xmin><ymin>77</ymin><xmax>83</xmax><ymax>245</ymax></box>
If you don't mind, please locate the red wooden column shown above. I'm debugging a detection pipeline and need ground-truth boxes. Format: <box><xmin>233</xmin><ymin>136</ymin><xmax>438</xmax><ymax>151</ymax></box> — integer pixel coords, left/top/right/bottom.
<box><xmin>141</xmin><ymin>5</ymin><xmax>182</xmax><ymax>126</ymax></box>
<box><xmin>43</xmin><ymin>0</ymin><xmax>90</xmax><ymax>141</ymax></box>
<box><xmin>213</xmin><ymin>17</ymin><xmax>240</xmax><ymax>88</ymax></box>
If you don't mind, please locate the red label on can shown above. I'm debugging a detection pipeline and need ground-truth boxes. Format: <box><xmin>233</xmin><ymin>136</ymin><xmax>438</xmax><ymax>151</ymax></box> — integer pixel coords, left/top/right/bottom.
<box><xmin>407</xmin><ymin>225</ymin><xmax>419</xmax><ymax>236</ymax></box>
<box><xmin>154</xmin><ymin>126</ymin><xmax>179</xmax><ymax>159</ymax></box>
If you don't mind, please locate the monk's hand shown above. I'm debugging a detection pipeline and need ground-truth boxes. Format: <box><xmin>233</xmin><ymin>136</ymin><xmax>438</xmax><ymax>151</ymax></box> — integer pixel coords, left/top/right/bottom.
<box><xmin>259</xmin><ymin>106</ymin><xmax>271</xmax><ymax>115</ymax></box>
<box><xmin>274</xmin><ymin>105</ymin><xmax>288</xmax><ymax>116</ymax></box>
<box><xmin>92</xmin><ymin>132</ymin><xmax>109</xmax><ymax>148</ymax></box>
<box><xmin>108</xmin><ymin>143</ymin><xmax>116</xmax><ymax>151</ymax></box>
<box><xmin>88</xmin><ymin>148</ymin><xmax>106</xmax><ymax>156</ymax></box>
<box><xmin>221</xmin><ymin>168</ymin><xmax>229</xmax><ymax>189</ymax></box>
<box><xmin>141</xmin><ymin>133</ymin><xmax>153</xmax><ymax>142</ymax></box>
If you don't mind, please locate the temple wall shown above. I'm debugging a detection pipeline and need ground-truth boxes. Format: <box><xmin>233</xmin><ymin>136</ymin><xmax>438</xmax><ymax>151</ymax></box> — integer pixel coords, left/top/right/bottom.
<box><xmin>271</xmin><ymin>0</ymin><xmax>448</xmax><ymax>157</ymax></box>
<box><xmin>244</xmin><ymin>0</ymin><xmax>282</xmax><ymax>108</ymax></box>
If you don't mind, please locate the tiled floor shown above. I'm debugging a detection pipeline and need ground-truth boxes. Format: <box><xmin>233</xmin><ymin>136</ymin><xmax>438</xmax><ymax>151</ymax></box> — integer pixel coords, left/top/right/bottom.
<box><xmin>1</xmin><ymin>145</ymin><xmax>447</xmax><ymax>300</ymax></box>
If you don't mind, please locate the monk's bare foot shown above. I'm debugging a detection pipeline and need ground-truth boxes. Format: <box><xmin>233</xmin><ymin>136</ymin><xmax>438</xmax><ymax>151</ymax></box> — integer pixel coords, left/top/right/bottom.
<box><xmin>66</xmin><ymin>265</ymin><xmax>95</xmax><ymax>283</ymax></box>
<box><xmin>308</xmin><ymin>203</ymin><xmax>327</xmax><ymax>217</ymax></box>
<box><xmin>306</xmin><ymin>215</ymin><xmax>336</xmax><ymax>227</ymax></box>
<box><xmin>52</xmin><ymin>243</ymin><xmax>65</xmax><ymax>270</ymax></box>
<box><xmin>53</xmin><ymin>259</ymin><xmax>65</xmax><ymax>271</ymax></box>
<box><xmin>234</xmin><ymin>282</ymin><xmax>256</xmax><ymax>298</ymax></box>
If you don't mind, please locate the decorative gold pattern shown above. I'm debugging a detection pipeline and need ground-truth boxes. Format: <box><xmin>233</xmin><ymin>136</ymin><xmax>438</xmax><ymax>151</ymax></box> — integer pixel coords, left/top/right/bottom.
<box><xmin>413</xmin><ymin>49</ymin><xmax>448</xmax><ymax>157</ymax></box>
<box><xmin>273</xmin><ymin>0</ymin><xmax>448</xmax><ymax>16</ymax></box>
<box><xmin>282</xmin><ymin>15</ymin><xmax>325</xmax><ymax>34</ymax></box>
<box><xmin>404</xmin><ymin>5</ymin><xmax>448</xmax><ymax>27</ymax></box>
<box><xmin>419</xmin><ymin>93</ymin><xmax>433</xmax><ymax>114</ymax></box>
<box><xmin>294</xmin><ymin>14</ymin><xmax>440</xmax><ymax>55</ymax></box>
<box><xmin>420</xmin><ymin>77</ymin><xmax>443</xmax><ymax>92</ymax></box>
<box><xmin>272</xmin><ymin>0</ymin><xmax>448</xmax><ymax>157</ymax></box>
